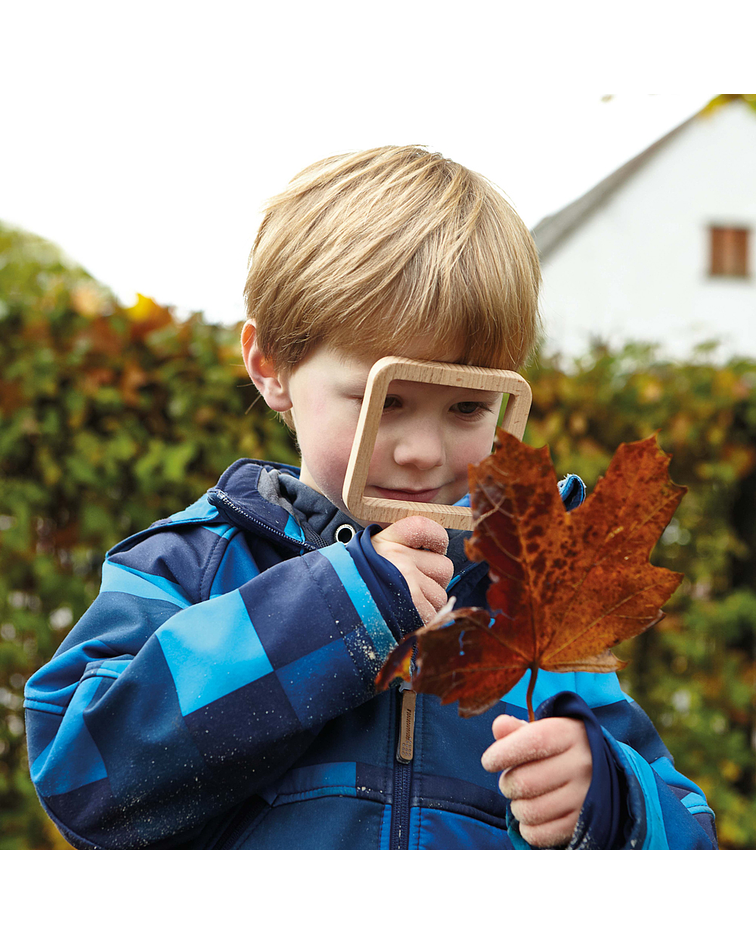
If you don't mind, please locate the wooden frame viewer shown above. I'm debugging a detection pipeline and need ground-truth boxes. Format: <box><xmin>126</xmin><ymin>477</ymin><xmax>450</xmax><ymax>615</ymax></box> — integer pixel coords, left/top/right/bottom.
<box><xmin>342</xmin><ymin>356</ymin><xmax>532</xmax><ymax>529</ymax></box>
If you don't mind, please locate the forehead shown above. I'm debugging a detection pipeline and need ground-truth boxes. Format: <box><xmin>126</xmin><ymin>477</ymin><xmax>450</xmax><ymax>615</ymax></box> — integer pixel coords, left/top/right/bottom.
<box><xmin>317</xmin><ymin>303</ymin><xmax>517</xmax><ymax>372</ymax></box>
<box><xmin>334</xmin><ymin>335</ymin><xmax>464</xmax><ymax>371</ymax></box>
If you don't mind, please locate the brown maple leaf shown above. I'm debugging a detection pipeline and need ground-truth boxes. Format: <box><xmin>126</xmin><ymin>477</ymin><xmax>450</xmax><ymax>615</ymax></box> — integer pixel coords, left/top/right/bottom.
<box><xmin>376</xmin><ymin>431</ymin><xmax>686</xmax><ymax>720</ymax></box>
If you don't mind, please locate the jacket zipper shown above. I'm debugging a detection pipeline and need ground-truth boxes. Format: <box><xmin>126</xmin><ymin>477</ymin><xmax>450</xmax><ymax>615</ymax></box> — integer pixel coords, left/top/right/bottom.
<box><xmin>388</xmin><ymin>565</ymin><xmax>474</xmax><ymax>850</ymax></box>
<box><xmin>210</xmin><ymin>490</ymin><xmax>315</xmax><ymax>552</ymax></box>
<box><xmin>390</xmin><ymin>683</ymin><xmax>416</xmax><ymax>849</ymax></box>
<box><xmin>213</xmin><ymin>485</ymin><xmax>428</xmax><ymax>849</ymax></box>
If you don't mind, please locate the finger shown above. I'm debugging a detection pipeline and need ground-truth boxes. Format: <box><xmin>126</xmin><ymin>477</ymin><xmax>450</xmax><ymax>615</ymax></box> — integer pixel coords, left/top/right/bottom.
<box><xmin>419</xmin><ymin>572</ymin><xmax>448</xmax><ymax>610</ymax></box>
<box><xmin>481</xmin><ymin>716</ymin><xmax>528</xmax><ymax>774</ymax></box>
<box><xmin>481</xmin><ymin>725</ymin><xmax>555</xmax><ymax>773</ymax></box>
<box><xmin>518</xmin><ymin>812</ymin><xmax>578</xmax><ymax>849</ymax></box>
<box><xmin>380</xmin><ymin>516</ymin><xmax>449</xmax><ymax>554</ymax></box>
<box><xmin>481</xmin><ymin>717</ymin><xmax>584</xmax><ymax>773</ymax></box>
<box><xmin>509</xmin><ymin>779</ymin><xmax>585</xmax><ymax>829</ymax></box>
<box><xmin>412</xmin><ymin>548</ymin><xmax>454</xmax><ymax>586</ymax></box>
<box><xmin>379</xmin><ymin>545</ymin><xmax>453</xmax><ymax>594</ymax></box>
<box><xmin>402</xmin><ymin>573</ymin><xmax>446</xmax><ymax>623</ymax></box>
<box><xmin>491</xmin><ymin>714</ymin><xmax>528</xmax><ymax>740</ymax></box>
<box><xmin>412</xmin><ymin>598</ymin><xmax>436</xmax><ymax>625</ymax></box>
<box><xmin>411</xmin><ymin>572</ymin><xmax>448</xmax><ymax>621</ymax></box>
<box><xmin>497</xmin><ymin>752</ymin><xmax>574</xmax><ymax>800</ymax></box>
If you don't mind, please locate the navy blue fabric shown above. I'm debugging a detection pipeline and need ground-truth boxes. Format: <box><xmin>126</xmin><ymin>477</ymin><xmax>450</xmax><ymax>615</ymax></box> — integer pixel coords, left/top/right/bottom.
<box><xmin>536</xmin><ymin>691</ymin><xmax>625</xmax><ymax>849</ymax></box>
<box><xmin>345</xmin><ymin>525</ymin><xmax>423</xmax><ymax>641</ymax></box>
<box><xmin>24</xmin><ymin>458</ymin><xmax>717</xmax><ymax>849</ymax></box>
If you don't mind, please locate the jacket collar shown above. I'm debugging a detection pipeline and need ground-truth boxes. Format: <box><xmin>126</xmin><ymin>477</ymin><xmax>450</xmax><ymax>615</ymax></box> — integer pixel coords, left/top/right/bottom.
<box><xmin>208</xmin><ymin>458</ymin><xmax>375</xmax><ymax>552</ymax></box>
<box><xmin>206</xmin><ymin>458</ymin><xmax>486</xmax><ymax>583</ymax></box>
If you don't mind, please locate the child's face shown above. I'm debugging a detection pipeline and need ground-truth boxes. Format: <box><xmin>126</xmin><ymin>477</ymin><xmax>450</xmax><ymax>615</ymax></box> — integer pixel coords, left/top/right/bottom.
<box><xmin>283</xmin><ymin>343</ymin><xmax>503</xmax><ymax>523</ymax></box>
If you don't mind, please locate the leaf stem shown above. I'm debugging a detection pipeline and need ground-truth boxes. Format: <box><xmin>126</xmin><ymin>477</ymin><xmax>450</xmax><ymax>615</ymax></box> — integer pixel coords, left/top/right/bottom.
<box><xmin>526</xmin><ymin>664</ymin><xmax>538</xmax><ymax>723</ymax></box>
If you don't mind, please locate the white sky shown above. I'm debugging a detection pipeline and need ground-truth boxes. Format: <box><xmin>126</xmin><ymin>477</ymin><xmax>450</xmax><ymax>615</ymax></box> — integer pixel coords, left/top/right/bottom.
<box><xmin>1</xmin><ymin>1</ymin><xmax>750</xmax><ymax>326</ymax></box>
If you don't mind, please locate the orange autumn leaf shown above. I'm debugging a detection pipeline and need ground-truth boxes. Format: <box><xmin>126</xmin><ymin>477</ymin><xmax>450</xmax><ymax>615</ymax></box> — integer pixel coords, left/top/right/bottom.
<box><xmin>376</xmin><ymin>431</ymin><xmax>686</xmax><ymax>719</ymax></box>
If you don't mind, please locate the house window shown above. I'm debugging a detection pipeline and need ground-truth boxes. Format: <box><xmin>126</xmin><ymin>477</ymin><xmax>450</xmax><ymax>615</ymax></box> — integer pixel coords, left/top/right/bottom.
<box><xmin>709</xmin><ymin>226</ymin><xmax>750</xmax><ymax>277</ymax></box>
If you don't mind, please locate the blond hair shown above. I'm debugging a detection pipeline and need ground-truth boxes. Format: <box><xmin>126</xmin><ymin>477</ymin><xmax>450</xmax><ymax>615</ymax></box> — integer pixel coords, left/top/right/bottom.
<box><xmin>244</xmin><ymin>145</ymin><xmax>541</xmax><ymax>372</ymax></box>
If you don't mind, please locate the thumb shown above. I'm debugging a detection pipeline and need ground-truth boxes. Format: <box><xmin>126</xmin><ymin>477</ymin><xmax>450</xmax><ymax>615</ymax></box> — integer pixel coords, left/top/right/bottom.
<box><xmin>379</xmin><ymin>515</ymin><xmax>449</xmax><ymax>554</ymax></box>
<box><xmin>492</xmin><ymin>714</ymin><xmax>528</xmax><ymax>740</ymax></box>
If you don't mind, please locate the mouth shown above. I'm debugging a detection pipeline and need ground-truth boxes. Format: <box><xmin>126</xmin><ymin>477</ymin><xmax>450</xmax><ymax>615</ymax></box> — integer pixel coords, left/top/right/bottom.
<box><xmin>370</xmin><ymin>486</ymin><xmax>444</xmax><ymax>504</ymax></box>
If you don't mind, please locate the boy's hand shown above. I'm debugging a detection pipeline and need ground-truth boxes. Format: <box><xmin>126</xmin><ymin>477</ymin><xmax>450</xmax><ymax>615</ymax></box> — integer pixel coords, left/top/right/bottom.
<box><xmin>371</xmin><ymin>516</ymin><xmax>453</xmax><ymax>624</ymax></box>
<box><xmin>481</xmin><ymin>714</ymin><xmax>592</xmax><ymax>848</ymax></box>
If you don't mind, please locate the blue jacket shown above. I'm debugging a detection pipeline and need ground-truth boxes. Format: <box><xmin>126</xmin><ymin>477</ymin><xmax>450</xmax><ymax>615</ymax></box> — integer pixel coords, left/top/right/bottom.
<box><xmin>24</xmin><ymin>459</ymin><xmax>717</xmax><ymax>849</ymax></box>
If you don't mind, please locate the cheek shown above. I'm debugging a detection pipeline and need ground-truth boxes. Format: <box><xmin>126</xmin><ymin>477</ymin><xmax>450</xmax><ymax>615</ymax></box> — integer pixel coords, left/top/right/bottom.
<box><xmin>365</xmin><ymin>428</ymin><xmax>398</xmax><ymax>478</ymax></box>
<box><xmin>309</xmin><ymin>426</ymin><xmax>359</xmax><ymax>483</ymax></box>
<box><xmin>453</xmin><ymin>425</ymin><xmax>496</xmax><ymax>472</ymax></box>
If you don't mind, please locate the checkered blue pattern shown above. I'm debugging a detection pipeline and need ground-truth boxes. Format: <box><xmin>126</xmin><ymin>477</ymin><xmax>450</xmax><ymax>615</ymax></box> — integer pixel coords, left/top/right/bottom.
<box><xmin>25</xmin><ymin>459</ymin><xmax>716</xmax><ymax>849</ymax></box>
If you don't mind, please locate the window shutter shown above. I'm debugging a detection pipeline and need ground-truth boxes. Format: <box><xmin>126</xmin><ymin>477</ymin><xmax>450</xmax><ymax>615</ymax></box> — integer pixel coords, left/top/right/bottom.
<box><xmin>710</xmin><ymin>227</ymin><xmax>750</xmax><ymax>277</ymax></box>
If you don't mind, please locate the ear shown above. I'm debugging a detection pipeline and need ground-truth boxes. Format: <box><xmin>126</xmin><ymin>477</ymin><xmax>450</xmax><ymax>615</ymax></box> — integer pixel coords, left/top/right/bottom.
<box><xmin>241</xmin><ymin>321</ymin><xmax>292</xmax><ymax>412</ymax></box>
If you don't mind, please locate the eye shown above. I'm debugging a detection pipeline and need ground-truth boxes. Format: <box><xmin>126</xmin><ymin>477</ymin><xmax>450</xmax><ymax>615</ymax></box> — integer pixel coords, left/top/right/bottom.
<box><xmin>453</xmin><ymin>401</ymin><xmax>492</xmax><ymax>419</ymax></box>
<box><xmin>383</xmin><ymin>395</ymin><xmax>402</xmax><ymax>411</ymax></box>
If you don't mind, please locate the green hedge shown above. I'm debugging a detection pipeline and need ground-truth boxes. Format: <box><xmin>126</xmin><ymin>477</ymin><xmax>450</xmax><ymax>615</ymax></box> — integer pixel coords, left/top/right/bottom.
<box><xmin>2</xmin><ymin>223</ymin><xmax>754</xmax><ymax>848</ymax></box>
<box><xmin>523</xmin><ymin>344</ymin><xmax>756</xmax><ymax>849</ymax></box>
<box><xmin>0</xmin><ymin>223</ymin><xmax>298</xmax><ymax>848</ymax></box>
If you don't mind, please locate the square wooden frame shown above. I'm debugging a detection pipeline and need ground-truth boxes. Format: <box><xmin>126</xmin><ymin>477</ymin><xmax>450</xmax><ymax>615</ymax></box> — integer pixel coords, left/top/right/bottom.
<box><xmin>342</xmin><ymin>357</ymin><xmax>532</xmax><ymax>529</ymax></box>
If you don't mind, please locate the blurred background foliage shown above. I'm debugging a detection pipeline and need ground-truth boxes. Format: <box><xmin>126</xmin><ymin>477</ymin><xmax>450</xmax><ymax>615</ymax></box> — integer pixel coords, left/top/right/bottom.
<box><xmin>0</xmin><ymin>222</ymin><xmax>298</xmax><ymax>848</ymax></box>
<box><xmin>1</xmin><ymin>220</ymin><xmax>754</xmax><ymax>849</ymax></box>
<box><xmin>524</xmin><ymin>345</ymin><xmax>756</xmax><ymax>849</ymax></box>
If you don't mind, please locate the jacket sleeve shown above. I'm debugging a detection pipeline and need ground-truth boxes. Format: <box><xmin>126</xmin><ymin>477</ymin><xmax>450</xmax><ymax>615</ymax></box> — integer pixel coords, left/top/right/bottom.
<box><xmin>24</xmin><ymin>523</ymin><xmax>419</xmax><ymax>849</ymax></box>
<box><xmin>502</xmin><ymin>678</ymin><xmax>717</xmax><ymax>850</ymax></box>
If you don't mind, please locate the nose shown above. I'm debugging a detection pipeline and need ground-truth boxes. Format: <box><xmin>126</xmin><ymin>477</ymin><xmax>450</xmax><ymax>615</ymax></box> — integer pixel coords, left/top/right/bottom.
<box><xmin>392</xmin><ymin>423</ymin><xmax>446</xmax><ymax>470</ymax></box>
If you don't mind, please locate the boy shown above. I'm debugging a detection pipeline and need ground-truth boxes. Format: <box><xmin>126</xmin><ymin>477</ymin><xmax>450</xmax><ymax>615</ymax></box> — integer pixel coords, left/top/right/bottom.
<box><xmin>25</xmin><ymin>146</ymin><xmax>716</xmax><ymax>849</ymax></box>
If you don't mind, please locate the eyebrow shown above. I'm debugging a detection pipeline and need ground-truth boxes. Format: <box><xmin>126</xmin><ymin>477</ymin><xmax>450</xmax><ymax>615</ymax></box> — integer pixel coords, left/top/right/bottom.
<box><xmin>336</xmin><ymin>373</ymin><xmax>371</xmax><ymax>396</ymax></box>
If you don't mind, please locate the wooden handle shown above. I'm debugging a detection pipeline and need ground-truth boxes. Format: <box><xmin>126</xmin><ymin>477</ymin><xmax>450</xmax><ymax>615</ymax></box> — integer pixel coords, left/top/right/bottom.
<box><xmin>342</xmin><ymin>357</ymin><xmax>532</xmax><ymax>529</ymax></box>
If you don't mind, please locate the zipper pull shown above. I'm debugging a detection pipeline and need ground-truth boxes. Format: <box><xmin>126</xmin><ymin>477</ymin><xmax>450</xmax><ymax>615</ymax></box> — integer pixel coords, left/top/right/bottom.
<box><xmin>396</xmin><ymin>684</ymin><xmax>417</xmax><ymax>763</ymax></box>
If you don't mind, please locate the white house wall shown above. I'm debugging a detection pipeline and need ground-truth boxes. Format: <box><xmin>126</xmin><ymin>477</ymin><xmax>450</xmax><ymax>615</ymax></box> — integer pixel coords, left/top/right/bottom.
<box><xmin>538</xmin><ymin>102</ymin><xmax>756</xmax><ymax>362</ymax></box>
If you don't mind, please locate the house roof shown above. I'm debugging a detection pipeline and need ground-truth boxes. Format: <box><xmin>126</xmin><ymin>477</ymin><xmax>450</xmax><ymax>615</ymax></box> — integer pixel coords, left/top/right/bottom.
<box><xmin>531</xmin><ymin>112</ymin><xmax>699</xmax><ymax>261</ymax></box>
